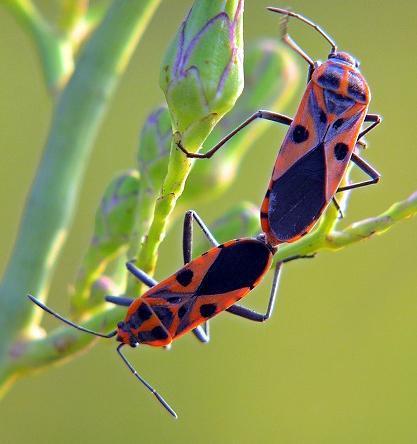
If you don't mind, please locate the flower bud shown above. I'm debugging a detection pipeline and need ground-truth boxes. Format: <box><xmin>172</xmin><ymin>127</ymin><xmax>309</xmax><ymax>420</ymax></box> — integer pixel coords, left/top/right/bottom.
<box><xmin>160</xmin><ymin>0</ymin><xmax>244</xmax><ymax>151</ymax></box>
<box><xmin>182</xmin><ymin>39</ymin><xmax>300</xmax><ymax>204</ymax></box>
<box><xmin>71</xmin><ymin>171</ymin><xmax>140</xmax><ymax>316</ymax></box>
<box><xmin>92</xmin><ymin>170</ymin><xmax>141</xmax><ymax>252</ymax></box>
<box><xmin>137</xmin><ymin>106</ymin><xmax>172</xmax><ymax>194</ymax></box>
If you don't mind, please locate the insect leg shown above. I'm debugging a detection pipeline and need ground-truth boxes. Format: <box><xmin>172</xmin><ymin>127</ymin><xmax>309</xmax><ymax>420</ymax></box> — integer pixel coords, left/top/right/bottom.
<box><xmin>176</xmin><ymin>110</ymin><xmax>292</xmax><ymax>158</ymax></box>
<box><xmin>337</xmin><ymin>153</ymin><xmax>381</xmax><ymax>192</ymax></box>
<box><xmin>27</xmin><ymin>295</ymin><xmax>117</xmax><ymax>338</ymax></box>
<box><xmin>182</xmin><ymin>210</ymin><xmax>216</xmax><ymax>343</ymax></box>
<box><xmin>332</xmin><ymin>196</ymin><xmax>344</xmax><ymax>219</ymax></box>
<box><xmin>192</xmin><ymin>323</ymin><xmax>210</xmax><ymax>344</ymax></box>
<box><xmin>126</xmin><ymin>261</ymin><xmax>158</xmax><ymax>287</ymax></box>
<box><xmin>277</xmin><ymin>12</ymin><xmax>315</xmax><ymax>74</ymax></box>
<box><xmin>358</xmin><ymin>113</ymin><xmax>382</xmax><ymax>141</ymax></box>
<box><xmin>105</xmin><ymin>296</ymin><xmax>134</xmax><ymax>306</ymax></box>
<box><xmin>116</xmin><ymin>344</ymin><xmax>178</xmax><ymax>419</ymax></box>
<box><xmin>267</xmin><ymin>7</ymin><xmax>337</xmax><ymax>54</ymax></box>
<box><xmin>225</xmin><ymin>262</ymin><xmax>283</xmax><ymax>322</ymax></box>
<box><xmin>183</xmin><ymin>210</ymin><xmax>219</xmax><ymax>264</ymax></box>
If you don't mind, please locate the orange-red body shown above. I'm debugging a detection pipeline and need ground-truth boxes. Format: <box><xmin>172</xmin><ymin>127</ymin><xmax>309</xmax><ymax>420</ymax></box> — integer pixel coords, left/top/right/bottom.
<box><xmin>116</xmin><ymin>238</ymin><xmax>273</xmax><ymax>347</ymax></box>
<box><xmin>261</xmin><ymin>53</ymin><xmax>370</xmax><ymax>245</ymax></box>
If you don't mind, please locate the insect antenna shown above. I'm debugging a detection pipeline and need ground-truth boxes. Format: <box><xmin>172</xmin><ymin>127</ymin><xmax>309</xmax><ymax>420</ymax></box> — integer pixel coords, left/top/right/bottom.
<box><xmin>27</xmin><ymin>295</ymin><xmax>117</xmax><ymax>338</ymax></box>
<box><xmin>267</xmin><ymin>7</ymin><xmax>337</xmax><ymax>54</ymax></box>
<box><xmin>116</xmin><ymin>344</ymin><xmax>178</xmax><ymax>419</ymax></box>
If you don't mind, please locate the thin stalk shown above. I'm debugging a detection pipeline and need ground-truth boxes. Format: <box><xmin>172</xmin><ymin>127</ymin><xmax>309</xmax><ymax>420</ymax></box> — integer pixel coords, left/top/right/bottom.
<box><xmin>3</xmin><ymin>0</ymin><xmax>73</xmax><ymax>91</ymax></box>
<box><xmin>0</xmin><ymin>0</ymin><xmax>161</xmax><ymax>359</ymax></box>
<box><xmin>3</xmin><ymin>190</ymin><xmax>416</xmax><ymax>384</ymax></box>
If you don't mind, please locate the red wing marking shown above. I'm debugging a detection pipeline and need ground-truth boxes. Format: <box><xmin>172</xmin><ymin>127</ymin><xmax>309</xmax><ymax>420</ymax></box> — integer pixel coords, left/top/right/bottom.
<box><xmin>130</xmin><ymin>239</ymin><xmax>272</xmax><ymax>343</ymax></box>
<box><xmin>323</xmin><ymin>102</ymin><xmax>367</xmax><ymax>200</ymax></box>
<box><xmin>271</xmin><ymin>83</ymin><xmax>324</xmax><ymax>182</ymax></box>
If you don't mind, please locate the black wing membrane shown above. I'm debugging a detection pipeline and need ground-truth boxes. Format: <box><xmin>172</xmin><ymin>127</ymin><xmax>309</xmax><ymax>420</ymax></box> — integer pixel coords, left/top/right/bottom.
<box><xmin>195</xmin><ymin>240</ymin><xmax>271</xmax><ymax>296</ymax></box>
<box><xmin>268</xmin><ymin>142</ymin><xmax>327</xmax><ymax>241</ymax></box>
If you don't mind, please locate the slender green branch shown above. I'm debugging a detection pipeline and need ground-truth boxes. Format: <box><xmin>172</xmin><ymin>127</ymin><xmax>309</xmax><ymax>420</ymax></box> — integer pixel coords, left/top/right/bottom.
<box><xmin>127</xmin><ymin>0</ymin><xmax>245</xmax><ymax>295</ymax></box>
<box><xmin>59</xmin><ymin>1</ymin><xmax>107</xmax><ymax>57</ymax></box>
<box><xmin>3</xmin><ymin>305</ymin><xmax>124</xmax><ymax>385</ymax></box>
<box><xmin>0</xmin><ymin>0</ymin><xmax>161</xmax><ymax>392</ymax></box>
<box><xmin>328</xmin><ymin>190</ymin><xmax>417</xmax><ymax>248</ymax></box>
<box><xmin>59</xmin><ymin>0</ymin><xmax>89</xmax><ymax>35</ymax></box>
<box><xmin>3</xmin><ymin>0</ymin><xmax>74</xmax><ymax>91</ymax></box>
<box><xmin>70</xmin><ymin>171</ymin><xmax>141</xmax><ymax>317</ymax></box>
<box><xmin>181</xmin><ymin>39</ymin><xmax>301</xmax><ymax>206</ymax></box>
<box><xmin>275</xmin><ymin>190</ymin><xmax>417</xmax><ymax>261</ymax></box>
<box><xmin>5</xmin><ymin>190</ymin><xmax>416</xmax><ymax>382</ymax></box>
<box><xmin>128</xmin><ymin>106</ymin><xmax>172</xmax><ymax>264</ymax></box>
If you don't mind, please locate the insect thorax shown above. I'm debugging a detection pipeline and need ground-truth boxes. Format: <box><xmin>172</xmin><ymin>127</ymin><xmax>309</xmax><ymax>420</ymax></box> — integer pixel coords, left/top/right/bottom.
<box><xmin>313</xmin><ymin>60</ymin><xmax>370</xmax><ymax>106</ymax></box>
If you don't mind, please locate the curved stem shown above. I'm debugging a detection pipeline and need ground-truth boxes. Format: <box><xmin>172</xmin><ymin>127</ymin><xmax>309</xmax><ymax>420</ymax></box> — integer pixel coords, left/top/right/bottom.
<box><xmin>3</xmin><ymin>0</ymin><xmax>74</xmax><ymax>91</ymax></box>
<box><xmin>327</xmin><ymin>190</ymin><xmax>417</xmax><ymax>249</ymax></box>
<box><xmin>126</xmin><ymin>144</ymin><xmax>192</xmax><ymax>295</ymax></box>
<box><xmin>59</xmin><ymin>0</ymin><xmax>90</xmax><ymax>35</ymax></box>
<box><xmin>4</xmin><ymin>189</ymin><xmax>414</xmax><ymax>386</ymax></box>
<box><xmin>0</xmin><ymin>0</ymin><xmax>161</xmax><ymax>365</ymax></box>
<box><xmin>276</xmin><ymin>190</ymin><xmax>417</xmax><ymax>261</ymax></box>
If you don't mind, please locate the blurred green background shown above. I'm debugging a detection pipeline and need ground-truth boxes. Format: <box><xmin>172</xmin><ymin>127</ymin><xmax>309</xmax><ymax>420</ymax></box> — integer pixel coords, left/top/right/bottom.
<box><xmin>1</xmin><ymin>1</ymin><xmax>416</xmax><ymax>443</ymax></box>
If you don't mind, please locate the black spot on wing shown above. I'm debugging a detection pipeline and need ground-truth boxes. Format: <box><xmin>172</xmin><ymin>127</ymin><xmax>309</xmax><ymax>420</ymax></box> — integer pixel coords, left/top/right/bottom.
<box><xmin>334</xmin><ymin>143</ymin><xmax>349</xmax><ymax>161</ymax></box>
<box><xmin>137</xmin><ymin>325</ymin><xmax>168</xmax><ymax>343</ymax></box>
<box><xmin>152</xmin><ymin>306</ymin><xmax>174</xmax><ymax>330</ymax></box>
<box><xmin>333</xmin><ymin>118</ymin><xmax>344</xmax><ymax>129</ymax></box>
<box><xmin>129</xmin><ymin>302</ymin><xmax>153</xmax><ymax>329</ymax></box>
<box><xmin>292</xmin><ymin>125</ymin><xmax>309</xmax><ymax>143</ymax></box>
<box><xmin>178</xmin><ymin>304</ymin><xmax>188</xmax><ymax>319</ymax></box>
<box><xmin>167</xmin><ymin>296</ymin><xmax>181</xmax><ymax>303</ymax></box>
<box><xmin>151</xmin><ymin>326</ymin><xmax>169</xmax><ymax>340</ymax></box>
<box><xmin>195</xmin><ymin>240</ymin><xmax>271</xmax><ymax>296</ymax></box>
<box><xmin>324</xmin><ymin>112</ymin><xmax>362</xmax><ymax>147</ymax></box>
<box><xmin>268</xmin><ymin>143</ymin><xmax>327</xmax><ymax>241</ymax></box>
<box><xmin>200</xmin><ymin>303</ymin><xmax>217</xmax><ymax>318</ymax></box>
<box><xmin>176</xmin><ymin>268</ymin><xmax>193</xmax><ymax>286</ymax></box>
<box><xmin>138</xmin><ymin>303</ymin><xmax>152</xmax><ymax>320</ymax></box>
<box><xmin>175</xmin><ymin>300</ymin><xmax>195</xmax><ymax>335</ymax></box>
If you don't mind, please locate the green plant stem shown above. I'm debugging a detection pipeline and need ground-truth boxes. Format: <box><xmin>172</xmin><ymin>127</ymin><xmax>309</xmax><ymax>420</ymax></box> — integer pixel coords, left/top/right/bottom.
<box><xmin>4</xmin><ymin>190</ymin><xmax>416</xmax><ymax>383</ymax></box>
<box><xmin>59</xmin><ymin>0</ymin><xmax>89</xmax><ymax>34</ymax></box>
<box><xmin>1</xmin><ymin>305</ymin><xmax>125</xmax><ymax>393</ymax></box>
<box><xmin>276</xmin><ymin>190</ymin><xmax>417</xmax><ymax>262</ymax></box>
<box><xmin>0</xmin><ymin>0</ymin><xmax>161</xmax><ymax>366</ymax></box>
<box><xmin>329</xmin><ymin>190</ymin><xmax>417</xmax><ymax>248</ymax></box>
<box><xmin>3</xmin><ymin>0</ymin><xmax>74</xmax><ymax>91</ymax></box>
<box><xmin>127</xmin><ymin>145</ymin><xmax>192</xmax><ymax>295</ymax></box>
<box><xmin>126</xmin><ymin>183</ymin><xmax>157</xmax><ymax>271</ymax></box>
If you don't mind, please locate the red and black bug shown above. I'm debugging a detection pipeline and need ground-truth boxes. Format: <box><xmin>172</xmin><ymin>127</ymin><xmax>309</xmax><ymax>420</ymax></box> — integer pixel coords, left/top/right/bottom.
<box><xmin>29</xmin><ymin>211</ymin><xmax>284</xmax><ymax>418</ymax></box>
<box><xmin>176</xmin><ymin>8</ymin><xmax>382</xmax><ymax>246</ymax></box>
